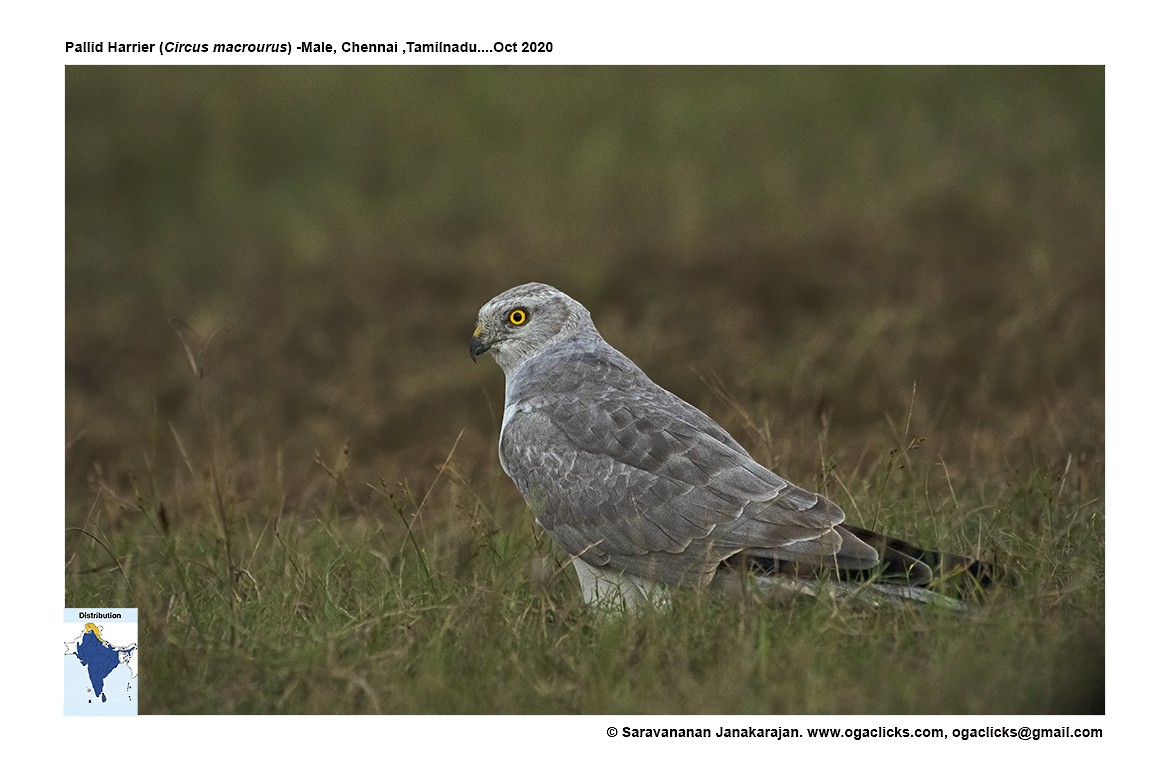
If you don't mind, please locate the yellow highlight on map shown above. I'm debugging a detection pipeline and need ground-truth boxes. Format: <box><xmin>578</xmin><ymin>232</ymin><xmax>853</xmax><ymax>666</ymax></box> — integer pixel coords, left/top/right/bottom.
<box><xmin>84</xmin><ymin>622</ymin><xmax>104</xmax><ymax>642</ymax></box>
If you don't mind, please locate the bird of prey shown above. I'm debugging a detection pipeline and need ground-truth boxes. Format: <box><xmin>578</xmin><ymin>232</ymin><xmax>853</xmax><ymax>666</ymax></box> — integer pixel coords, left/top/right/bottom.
<box><xmin>470</xmin><ymin>282</ymin><xmax>996</xmax><ymax>610</ymax></box>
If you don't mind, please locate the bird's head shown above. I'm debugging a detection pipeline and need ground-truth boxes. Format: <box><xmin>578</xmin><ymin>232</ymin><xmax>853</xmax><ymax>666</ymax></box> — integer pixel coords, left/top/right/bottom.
<box><xmin>469</xmin><ymin>282</ymin><xmax>594</xmax><ymax>376</ymax></box>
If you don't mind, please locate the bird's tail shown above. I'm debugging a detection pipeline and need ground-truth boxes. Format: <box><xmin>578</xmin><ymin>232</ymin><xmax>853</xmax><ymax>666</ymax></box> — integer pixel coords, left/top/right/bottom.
<box><xmin>843</xmin><ymin>525</ymin><xmax>998</xmax><ymax>591</ymax></box>
<box><xmin>722</xmin><ymin>525</ymin><xmax>1003</xmax><ymax>610</ymax></box>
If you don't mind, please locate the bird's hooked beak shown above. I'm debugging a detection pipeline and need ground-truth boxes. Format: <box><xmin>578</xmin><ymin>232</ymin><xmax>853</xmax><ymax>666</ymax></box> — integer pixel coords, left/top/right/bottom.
<box><xmin>469</xmin><ymin>324</ymin><xmax>492</xmax><ymax>362</ymax></box>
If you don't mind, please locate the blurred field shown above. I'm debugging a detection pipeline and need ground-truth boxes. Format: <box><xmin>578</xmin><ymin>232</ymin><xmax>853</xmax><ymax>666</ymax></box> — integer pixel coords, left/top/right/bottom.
<box><xmin>65</xmin><ymin>66</ymin><xmax>1104</xmax><ymax>714</ymax></box>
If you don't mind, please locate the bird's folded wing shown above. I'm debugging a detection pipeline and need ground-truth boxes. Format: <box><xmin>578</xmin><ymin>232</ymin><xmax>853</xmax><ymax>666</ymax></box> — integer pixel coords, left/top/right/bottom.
<box><xmin>500</xmin><ymin>385</ymin><xmax>860</xmax><ymax>585</ymax></box>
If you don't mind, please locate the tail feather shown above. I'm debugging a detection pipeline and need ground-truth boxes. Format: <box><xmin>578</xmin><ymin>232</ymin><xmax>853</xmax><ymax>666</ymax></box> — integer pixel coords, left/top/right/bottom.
<box><xmin>844</xmin><ymin>525</ymin><xmax>999</xmax><ymax>594</ymax></box>
<box><xmin>723</xmin><ymin>524</ymin><xmax>1003</xmax><ymax>606</ymax></box>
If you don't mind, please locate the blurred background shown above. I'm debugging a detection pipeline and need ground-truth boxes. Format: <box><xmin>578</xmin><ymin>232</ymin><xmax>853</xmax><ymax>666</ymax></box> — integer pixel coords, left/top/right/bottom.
<box><xmin>66</xmin><ymin>65</ymin><xmax>1103</xmax><ymax>557</ymax></box>
<box><xmin>65</xmin><ymin>67</ymin><xmax>1104</xmax><ymax>714</ymax></box>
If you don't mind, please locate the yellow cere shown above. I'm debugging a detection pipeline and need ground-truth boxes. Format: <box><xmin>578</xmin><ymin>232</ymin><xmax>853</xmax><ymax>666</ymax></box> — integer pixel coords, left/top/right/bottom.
<box><xmin>473</xmin><ymin>324</ymin><xmax>482</xmax><ymax>338</ymax></box>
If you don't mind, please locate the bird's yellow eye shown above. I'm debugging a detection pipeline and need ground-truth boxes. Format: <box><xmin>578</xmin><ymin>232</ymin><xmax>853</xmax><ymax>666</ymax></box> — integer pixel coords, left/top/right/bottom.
<box><xmin>508</xmin><ymin>308</ymin><xmax>528</xmax><ymax>326</ymax></box>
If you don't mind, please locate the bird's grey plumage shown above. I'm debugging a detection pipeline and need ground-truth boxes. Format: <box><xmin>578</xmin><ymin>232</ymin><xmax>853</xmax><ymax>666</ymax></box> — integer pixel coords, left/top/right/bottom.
<box><xmin>470</xmin><ymin>282</ymin><xmax>994</xmax><ymax>610</ymax></box>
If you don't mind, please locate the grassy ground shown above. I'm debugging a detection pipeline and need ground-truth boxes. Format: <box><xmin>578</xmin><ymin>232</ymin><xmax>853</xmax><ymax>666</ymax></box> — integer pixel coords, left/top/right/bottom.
<box><xmin>65</xmin><ymin>66</ymin><xmax>1104</xmax><ymax>714</ymax></box>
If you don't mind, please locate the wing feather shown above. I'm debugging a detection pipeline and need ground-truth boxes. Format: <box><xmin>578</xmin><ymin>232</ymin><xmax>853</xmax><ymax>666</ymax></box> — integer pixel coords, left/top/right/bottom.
<box><xmin>499</xmin><ymin>360</ymin><xmax>865</xmax><ymax>586</ymax></box>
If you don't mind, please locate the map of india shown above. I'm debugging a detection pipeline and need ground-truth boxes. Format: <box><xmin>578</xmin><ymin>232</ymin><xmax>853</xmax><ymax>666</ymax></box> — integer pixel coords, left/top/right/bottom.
<box><xmin>76</xmin><ymin>623</ymin><xmax>127</xmax><ymax>700</ymax></box>
<box><xmin>64</xmin><ymin>609</ymin><xmax>138</xmax><ymax>715</ymax></box>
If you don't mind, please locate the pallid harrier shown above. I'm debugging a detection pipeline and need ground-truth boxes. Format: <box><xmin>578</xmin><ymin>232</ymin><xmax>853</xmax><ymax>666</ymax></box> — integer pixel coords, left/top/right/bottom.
<box><xmin>470</xmin><ymin>283</ymin><xmax>995</xmax><ymax>610</ymax></box>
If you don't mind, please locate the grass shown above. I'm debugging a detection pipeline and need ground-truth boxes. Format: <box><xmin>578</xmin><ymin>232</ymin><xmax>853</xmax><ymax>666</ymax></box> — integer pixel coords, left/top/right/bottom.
<box><xmin>65</xmin><ymin>66</ymin><xmax>1103</xmax><ymax>714</ymax></box>
<box><xmin>65</xmin><ymin>424</ymin><xmax>1103</xmax><ymax>714</ymax></box>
